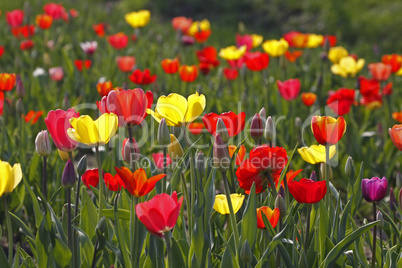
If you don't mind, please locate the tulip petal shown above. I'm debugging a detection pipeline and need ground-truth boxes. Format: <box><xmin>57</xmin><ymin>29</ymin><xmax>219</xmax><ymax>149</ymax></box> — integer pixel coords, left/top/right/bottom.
<box><xmin>155</xmin><ymin>93</ymin><xmax>188</xmax><ymax>126</ymax></box>
<box><xmin>185</xmin><ymin>92</ymin><xmax>206</xmax><ymax>124</ymax></box>
<box><xmin>95</xmin><ymin>113</ymin><xmax>118</xmax><ymax>145</ymax></box>
<box><xmin>0</xmin><ymin>161</ymin><xmax>12</xmax><ymax>196</ymax></box>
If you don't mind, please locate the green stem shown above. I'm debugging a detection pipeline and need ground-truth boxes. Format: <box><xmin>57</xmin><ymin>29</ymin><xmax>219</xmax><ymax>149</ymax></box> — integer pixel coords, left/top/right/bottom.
<box><xmin>325</xmin><ymin>145</ymin><xmax>330</xmax><ymax>206</ymax></box>
<box><xmin>180</xmin><ymin>173</ymin><xmax>190</xmax><ymax>241</ymax></box>
<box><xmin>162</xmin><ymin>147</ymin><xmax>167</xmax><ymax>193</ymax></box>
<box><xmin>305</xmin><ymin>205</ymin><xmax>311</xmax><ymax>249</ymax></box>
<box><xmin>95</xmin><ymin>146</ymin><xmax>104</xmax><ymax>220</ymax></box>
<box><xmin>91</xmin><ymin>239</ymin><xmax>99</xmax><ymax>268</ymax></box>
<box><xmin>130</xmin><ymin>196</ymin><xmax>140</xmax><ymax>267</ymax></box>
<box><xmin>1</xmin><ymin>92</ymin><xmax>7</xmax><ymax>157</ymax></box>
<box><xmin>43</xmin><ymin>157</ymin><xmax>47</xmax><ymax>200</ymax></box>
<box><xmin>222</xmin><ymin>172</ymin><xmax>240</xmax><ymax>253</ymax></box>
<box><xmin>67</xmin><ymin>188</ymin><xmax>73</xmax><ymax>257</ymax></box>
<box><xmin>372</xmin><ymin>203</ymin><xmax>377</xmax><ymax>268</ymax></box>
<box><xmin>264</xmin><ymin>171</ymin><xmax>278</xmax><ymax>197</ymax></box>
<box><xmin>3</xmin><ymin>197</ymin><xmax>13</xmax><ymax>266</ymax></box>
<box><xmin>275</xmin><ymin>219</ymin><xmax>283</xmax><ymax>267</ymax></box>
<box><xmin>127</xmin><ymin>126</ymin><xmax>136</xmax><ymax>172</ymax></box>
<box><xmin>165</xmin><ymin>233</ymin><xmax>173</xmax><ymax>268</ymax></box>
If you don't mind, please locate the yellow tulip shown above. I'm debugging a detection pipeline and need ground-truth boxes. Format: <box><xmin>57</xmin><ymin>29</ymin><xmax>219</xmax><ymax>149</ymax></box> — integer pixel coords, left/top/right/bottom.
<box><xmin>251</xmin><ymin>34</ymin><xmax>263</xmax><ymax>48</ymax></box>
<box><xmin>262</xmin><ymin>38</ymin><xmax>289</xmax><ymax>57</ymax></box>
<box><xmin>219</xmin><ymin>45</ymin><xmax>247</xmax><ymax>60</ymax></box>
<box><xmin>331</xmin><ymin>56</ymin><xmax>365</xmax><ymax>78</ymax></box>
<box><xmin>168</xmin><ymin>134</ymin><xmax>184</xmax><ymax>161</ymax></box>
<box><xmin>306</xmin><ymin>34</ymin><xmax>324</xmax><ymax>48</ymax></box>
<box><xmin>328</xmin><ymin>46</ymin><xmax>349</xmax><ymax>64</ymax></box>
<box><xmin>297</xmin><ymin>145</ymin><xmax>336</xmax><ymax>164</ymax></box>
<box><xmin>67</xmin><ymin>113</ymin><xmax>118</xmax><ymax>146</ymax></box>
<box><xmin>188</xmin><ymin>19</ymin><xmax>210</xmax><ymax>36</ymax></box>
<box><xmin>58</xmin><ymin>149</ymin><xmax>70</xmax><ymax>162</ymax></box>
<box><xmin>147</xmin><ymin>92</ymin><xmax>206</xmax><ymax>127</ymax></box>
<box><xmin>213</xmin><ymin>194</ymin><xmax>245</xmax><ymax>215</ymax></box>
<box><xmin>125</xmin><ymin>10</ymin><xmax>151</xmax><ymax>28</ymax></box>
<box><xmin>0</xmin><ymin>161</ymin><xmax>22</xmax><ymax>197</ymax></box>
<box><xmin>396</xmin><ymin>67</ymin><xmax>402</xmax><ymax>76</ymax></box>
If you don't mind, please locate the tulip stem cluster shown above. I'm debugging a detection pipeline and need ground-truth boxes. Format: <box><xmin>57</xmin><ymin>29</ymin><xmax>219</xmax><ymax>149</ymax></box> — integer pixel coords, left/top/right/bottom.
<box><xmin>221</xmin><ymin>172</ymin><xmax>240</xmax><ymax>253</ymax></box>
<box><xmin>305</xmin><ymin>204</ymin><xmax>311</xmax><ymax>250</ymax></box>
<box><xmin>3</xmin><ymin>197</ymin><xmax>13</xmax><ymax>266</ymax></box>
<box><xmin>95</xmin><ymin>146</ymin><xmax>104</xmax><ymax>220</ymax></box>
<box><xmin>372</xmin><ymin>203</ymin><xmax>377</xmax><ymax>268</ymax></box>
<box><xmin>162</xmin><ymin>147</ymin><xmax>167</xmax><ymax>193</ymax></box>
<box><xmin>130</xmin><ymin>196</ymin><xmax>140</xmax><ymax>266</ymax></box>
<box><xmin>127</xmin><ymin>126</ymin><xmax>137</xmax><ymax>172</ymax></box>
<box><xmin>67</xmin><ymin>188</ymin><xmax>73</xmax><ymax>255</ymax></box>
<box><xmin>325</xmin><ymin>145</ymin><xmax>330</xmax><ymax>205</ymax></box>
<box><xmin>43</xmin><ymin>157</ymin><xmax>48</xmax><ymax>200</ymax></box>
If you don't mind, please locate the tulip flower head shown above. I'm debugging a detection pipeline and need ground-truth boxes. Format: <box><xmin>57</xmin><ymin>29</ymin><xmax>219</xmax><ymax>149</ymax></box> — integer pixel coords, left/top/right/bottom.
<box><xmin>331</xmin><ymin>56</ymin><xmax>365</xmax><ymax>78</ymax></box>
<box><xmin>6</xmin><ymin>9</ymin><xmax>24</xmax><ymax>28</ymax></box>
<box><xmin>108</xmin><ymin>33</ymin><xmax>128</xmax><ymax>50</ymax></box>
<box><xmin>35</xmin><ymin>130</ymin><xmax>52</xmax><ymax>157</ymax></box>
<box><xmin>361</xmin><ymin>177</ymin><xmax>388</xmax><ymax>203</ymax></box>
<box><xmin>136</xmin><ymin>191</ymin><xmax>183</xmax><ymax>237</ymax></box>
<box><xmin>328</xmin><ymin>46</ymin><xmax>349</xmax><ymax>64</ymax></box>
<box><xmin>277</xmin><ymin>79</ymin><xmax>301</xmax><ymax>101</ymax></box>
<box><xmin>202</xmin><ymin>111</ymin><xmax>245</xmax><ymax>138</ymax></box>
<box><xmin>0</xmin><ymin>73</ymin><xmax>17</xmax><ymax>91</ymax></box>
<box><xmin>368</xmin><ymin>63</ymin><xmax>392</xmax><ymax>81</ymax></box>
<box><xmin>219</xmin><ymin>45</ymin><xmax>247</xmax><ymax>60</ymax></box>
<box><xmin>161</xmin><ymin>58</ymin><xmax>180</xmax><ymax>74</ymax></box>
<box><xmin>288</xmin><ymin>178</ymin><xmax>327</xmax><ymax>204</ymax></box>
<box><xmin>179</xmin><ymin>65</ymin><xmax>198</xmax><ymax>82</ymax></box>
<box><xmin>326</xmin><ymin>88</ymin><xmax>356</xmax><ymax>116</ymax></box>
<box><xmin>74</xmin><ymin>60</ymin><xmax>91</xmax><ymax>71</ymax></box>
<box><xmin>285</xmin><ymin>50</ymin><xmax>303</xmax><ymax>62</ymax></box>
<box><xmin>301</xmin><ymin>92</ymin><xmax>317</xmax><ymax>106</ymax></box>
<box><xmin>128</xmin><ymin>69</ymin><xmax>157</xmax><ymax>85</ymax></box>
<box><xmin>125</xmin><ymin>10</ymin><xmax>151</xmax><ymax>28</ymax></box>
<box><xmin>213</xmin><ymin>194</ymin><xmax>245</xmax><ymax>214</ymax></box>
<box><xmin>0</xmin><ymin>160</ymin><xmax>23</xmax><ymax>197</ymax></box>
<box><xmin>228</xmin><ymin>145</ymin><xmax>246</xmax><ymax>166</ymax></box>
<box><xmin>67</xmin><ymin>113</ymin><xmax>118</xmax><ymax>146</ymax></box>
<box><xmin>256</xmin><ymin>206</ymin><xmax>280</xmax><ymax>229</ymax></box>
<box><xmin>381</xmin><ymin>54</ymin><xmax>402</xmax><ymax>73</ymax></box>
<box><xmin>80</xmin><ymin>41</ymin><xmax>98</xmax><ymax>56</ymax></box>
<box><xmin>298</xmin><ymin>145</ymin><xmax>336</xmax><ymax>164</ymax></box>
<box><xmin>116</xmin><ymin>56</ymin><xmax>136</xmax><ymax>73</ymax></box>
<box><xmin>306</xmin><ymin>34</ymin><xmax>324</xmax><ymax>48</ymax></box>
<box><xmin>172</xmin><ymin>16</ymin><xmax>192</xmax><ymax>33</ymax></box>
<box><xmin>223</xmin><ymin>67</ymin><xmax>238</xmax><ymax>80</ymax></box>
<box><xmin>262</xmin><ymin>38</ymin><xmax>289</xmax><ymax>57</ymax></box>
<box><xmin>245</xmin><ymin>52</ymin><xmax>270</xmax><ymax>71</ymax></box>
<box><xmin>82</xmin><ymin>169</ymin><xmax>101</xmax><ymax>188</ymax></box>
<box><xmin>311</xmin><ymin>116</ymin><xmax>346</xmax><ymax>145</ymax></box>
<box><xmin>35</xmin><ymin>14</ymin><xmax>53</xmax><ymax>29</ymax></box>
<box><xmin>147</xmin><ymin>92</ymin><xmax>205</xmax><ymax>127</ymax></box>
<box><xmin>389</xmin><ymin>124</ymin><xmax>402</xmax><ymax>151</ymax></box>
<box><xmin>49</xmin><ymin>67</ymin><xmax>64</xmax><ymax>81</ymax></box>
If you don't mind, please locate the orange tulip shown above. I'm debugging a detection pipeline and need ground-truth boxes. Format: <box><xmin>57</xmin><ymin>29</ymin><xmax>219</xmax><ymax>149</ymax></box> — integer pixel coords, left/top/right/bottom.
<box><xmin>311</xmin><ymin>116</ymin><xmax>346</xmax><ymax>145</ymax></box>
<box><xmin>171</xmin><ymin>16</ymin><xmax>192</xmax><ymax>34</ymax></box>
<box><xmin>257</xmin><ymin>206</ymin><xmax>280</xmax><ymax>229</ymax></box>
<box><xmin>114</xmin><ymin>167</ymin><xmax>165</xmax><ymax>197</ymax></box>
<box><xmin>381</xmin><ymin>54</ymin><xmax>402</xmax><ymax>73</ymax></box>
<box><xmin>301</xmin><ymin>92</ymin><xmax>317</xmax><ymax>106</ymax></box>
<box><xmin>179</xmin><ymin>65</ymin><xmax>198</xmax><ymax>82</ymax></box>
<box><xmin>161</xmin><ymin>58</ymin><xmax>180</xmax><ymax>74</ymax></box>
<box><xmin>0</xmin><ymin>73</ymin><xmax>16</xmax><ymax>91</ymax></box>
<box><xmin>116</xmin><ymin>56</ymin><xmax>136</xmax><ymax>73</ymax></box>
<box><xmin>24</xmin><ymin>110</ymin><xmax>44</xmax><ymax>125</ymax></box>
<box><xmin>35</xmin><ymin>14</ymin><xmax>53</xmax><ymax>29</ymax></box>
<box><xmin>188</xmin><ymin>122</ymin><xmax>204</xmax><ymax>135</ymax></box>
<box><xmin>392</xmin><ymin>112</ymin><xmax>402</xmax><ymax>123</ymax></box>
<box><xmin>389</xmin><ymin>125</ymin><xmax>402</xmax><ymax>151</ymax></box>
<box><xmin>284</xmin><ymin>50</ymin><xmax>303</xmax><ymax>62</ymax></box>
<box><xmin>368</xmin><ymin>63</ymin><xmax>391</xmax><ymax>81</ymax></box>
<box><xmin>228</xmin><ymin>145</ymin><xmax>246</xmax><ymax>166</ymax></box>
<box><xmin>96</xmin><ymin>81</ymin><xmax>114</xmax><ymax>97</ymax></box>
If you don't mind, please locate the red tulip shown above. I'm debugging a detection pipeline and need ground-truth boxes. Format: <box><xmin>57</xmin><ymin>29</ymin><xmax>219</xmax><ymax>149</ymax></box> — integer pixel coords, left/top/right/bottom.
<box><xmin>11</xmin><ymin>25</ymin><xmax>35</xmax><ymax>39</ymax></box>
<box><xmin>45</xmin><ymin>108</ymin><xmax>80</xmax><ymax>152</ymax></box>
<box><xmin>284</xmin><ymin>50</ymin><xmax>303</xmax><ymax>62</ymax></box>
<box><xmin>227</xmin><ymin>57</ymin><xmax>245</xmax><ymax>69</ymax></box>
<box><xmin>24</xmin><ymin>110</ymin><xmax>44</xmax><ymax>124</ymax></box>
<box><xmin>193</xmin><ymin>29</ymin><xmax>211</xmax><ymax>43</ymax></box>
<box><xmin>245</xmin><ymin>52</ymin><xmax>269</xmax><ymax>71</ymax></box>
<box><xmin>0</xmin><ymin>92</ymin><xmax>4</xmax><ymax>116</ymax></box>
<box><xmin>321</xmin><ymin>35</ymin><xmax>337</xmax><ymax>47</ymax></box>
<box><xmin>74</xmin><ymin>60</ymin><xmax>91</xmax><ymax>71</ymax></box>
<box><xmin>288</xmin><ymin>178</ymin><xmax>327</xmax><ymax>204</ymax></box>
<box><xmin>108</xmin><ymin>33</ymin><xmax>129</xmax><ymax>49</ymax></box>
<box><xmin>152</xmin><ymin>153</ymin><xmax>172</xmax><ymax>169</ymax></box>
<box><xmin>93</xmin><ymin>23</ymin><xmax>106</xmax><ymax>37</ymax></box>
<box><xmin>44</xmin><ymin>3</ymin><xmax>66</xmax><ymax>20</ymax></box>
<box><xmin>301</xmin><ymin>92</ymin><xmax>317</xmax><ymax>106</ymax></box>
<box><xmin>277</xmin><ymin>79</ymin><xmax>301</xmax><ymax>101</ymax></box>
<box><xmin>106</xmin><ymin>89</ymin><xmax>152</xmax><ymax>126</ymax></box>
<box><xmin>202</xmin><ymin>111</ymin><xmax>245</xmax><ymax>138</ymax></box>
<box><xmin>97</xmin><ymin>81</ymin><xmax>114</xmax><ymax>97</ymax></box>
<box><xmin>0</xmin><ymin>73</ymin><xmax>16</xmax><ymax>91</ymax></box>
<box><xmin>198</xmin><ymin>62</ymin><xmax>213</xmax><ymax>75</ymax></box>
<box><xmin>171</xmin><ymin>17</ymin><xmax>192</xmax><ymax>34</ymax></box>
<box><xmin>0</xmin><ymin>46</ymin><xmax>4</xmax><ymax>58</ymax></box>
<box><xmin>196</xmin><ymin>46</ymin><xmax>220</xmax><ymax>67</ymax></box>
<box><xmin>116</xmin><ymin>56</ymin><xmax>136</xmax><ymax>72</ymax></box>
<box><xmin>179</xmin><ymin>65</ymin><xmax>198</xmax><ymax>82</ymax></box>
<box><xmin>381</xmin><ymin>54</ymin><xmax>402</xmax><ymax>73</ymax></box>
<box><xmin>82</xmin><ymin>169</ymin><xmax>101</xmax><ymax>189</ymax></box>
<box><xmin>35</xmin><ymin>14</ymin><xmax>53</xmax><ymax>29</ymax></box>
<box><xmin>326</xmin><ymin>88</ymin><xmax>355</xmax><ymax>116</ymax></box>
<box><xmin>6</xmin><ymin>9</ymin><xmax>24</xmax><ymax>28</ymax></box>
<box><xmin>20</xmin><ymin>40</ymin><xmax>34</xmax><ymax>50</ymax></box>
<box><xmin>223</xmin><ymin>67</ymin><xmax>238</xmax><ymax>80</ymax></box>
<box><xmin>188</xmin><ymin>122</ymin><xmax>204</xmax><ymax>135</ymax></box>
<box><xmin>161</xmin><ymin>58</ymin><xmax>180</xmax><ymax>74</ymax></box>
<box><xmin>104</xmin><ymin>173</ymin><xmax>125</xmax><ymax>191</ymax></box>
<box><xmin>236</xmin><ymin>34</ymin><xmax>253</xmax><ymax>51</ymax></box>
<box><xmin>311</xmin><ymin>116</ymin><xmax>346</xmax><ymax>145</ymax></box>
<box><xmin>257</xmin><ymin>206</ymin><xmax>280</xmax><ymax>229</ymax></box>
<box><xmin>129</xmin><ymin>69</ymin><xmax>156</xmax><ymax>85</ymax></box>
<box><xmin>283</xmin><ymin>31</ymin><xmax>308</xmax><ymax>48</ymax></box>
<box><xmin>136</xmin><ymin>191</ymin><xmax>183</xmax><ymax>237</ymax></box>
<box><xmin>368</xmin><ymin>63</ymin><xmax>392</xmax><ymax>81</ymax></box>
<box><xmin>389</xmin><ymin>124</ymin><xmax>402</xmax><ymax>151</ymax></box>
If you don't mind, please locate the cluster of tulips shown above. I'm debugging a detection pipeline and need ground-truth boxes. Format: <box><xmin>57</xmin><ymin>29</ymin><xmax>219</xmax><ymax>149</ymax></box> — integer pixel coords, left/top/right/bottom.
<box><xmin>1</xmin><ymin>2</ymin><xmax>402</xmax><ymax>268</ymax></box>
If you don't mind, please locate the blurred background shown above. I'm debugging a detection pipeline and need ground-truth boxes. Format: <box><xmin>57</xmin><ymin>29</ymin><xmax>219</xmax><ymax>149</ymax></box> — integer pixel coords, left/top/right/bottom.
<box><xmin>1</xmin><ymin>0</ymin><xmax>401</xmax><ymax>61</ymax></box>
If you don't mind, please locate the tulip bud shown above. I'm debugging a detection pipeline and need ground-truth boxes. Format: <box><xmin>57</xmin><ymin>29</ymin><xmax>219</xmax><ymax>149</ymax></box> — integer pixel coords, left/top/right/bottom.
<box><xmin>345</xmin><ymin>156</ymin><xmax>355</xmax><ymax>178</ymax></box>
<box><xmin>278</xmin><ymin>185</ymin><xmax>285</xmax><ymax>198</ymax></box>
<box><xmin>96</xmin><ymin>216</ymin><xmax>107</xmax><ymax>234</ymax></box>
<box><xmin>213</xmin><ymin>134</ymin><xmax>231</xmax><ymax>173</ymax></box>
<box><xmin>16</xmin><ymin>98</ymin><xmax>24</xmax><ymax>116</ymax></box>
<box><xmin>157</xmin><ymin>118</ymin><xmax>170</xmax><ymax>146</ymax></box>
<box><xmin>62</xmin><ymin>95</ymin><xmax>70</xmax><ymax>110</ymax></box>
<box><xmin>295</xmin><ymin>117</ymin><xmax>302</xmax><ymax>129</ymax></box>
<box><xmin>250</xmin><ymin>113</ymin><xmax>263</xmax><ymax>144</ymax></box>
<box><xmin>35</xmin><ymin>130</ymin><xmax>52</xmax><ymax>157</ymax></box>
<box><xmin>196</xmin><ymin>150</ymin><xmax>205</xmax><ymax>178</ymax></box>
<box><xmin>216</xmin><ymin>118</ymin><xmax>229</xmax><ymax>143</ymax></box>
<box><xmin>58</xmin><ymin>149</ymin><xmax>70</xmax><ymax>162</ymax></box>
<box><xmin>181</xmin><ymin>35</ymin><xmax>195</xmax><ymax>46</ymax></box>
<box><xmin>16</xmin><ymin>75</ymin><xmax>25</xmax><ymax>98</ymax></box>
<box><xmin>310</xmin><ymin>171</ymin><xmax>317</xmax><ymax>182</ymax></box>
<box><xmin>376</xmin><ymin>210</ymin><xmax>384</xmax><ymax>228</ymax></box>
<box><xmin>168</xmin><ymin>134</ymin><xmax>184</xmax><ymax>162</ymax></box>
<box><xmin>171</xmin><ymin>126</ymin><xmax>182</xmax><ymax>139</ymax></box>
<box><xmin>240</xmin><ymin>240</ymin><xmax>252</xmax><ymax>264</ymax></box>
<box><xmin>77</xmin><ymin>155</ymin><xmax>87</xmax><ymax>176</ymax></box>
<box><xmin>259</xmin><ymin>107</ymin><xmax>266</xmax><ymax>130</ymax></box>
<box><xmin>275</xmin><ymin>194</ymin><xmax>286</xmax><ymax>219</ymax></box>
<box><xmin>390</xmin><ymin>188</ymin><xmax>397</xmax><ymax>210</ymax></box>
<box><xmin>320</xmin><ymin>163</ymin><xmax>333</xmax><ymax>180</ymax></box>
<box><xmin>397</xmin><ymin>172</ymin><xmax>402</xmax><ymax>190</ymax></box>
<box><xmin>62</xmin><ymin>160</ymin><xmax>76</xmax><ymax>189</ymax></box>
<box><xmin>122</xmin><ymin>138</ymin><xmax>140</xmax><ymax>163</ymax></box>
<box><xmin>264</xmin><ymin>116</ymin><xmax>276</xmax><ymax>145</ymax></box>
<box><xmin>399</xmin><ymin>188</ymin><xmax>402</xmax><ymax>210</ymax></box>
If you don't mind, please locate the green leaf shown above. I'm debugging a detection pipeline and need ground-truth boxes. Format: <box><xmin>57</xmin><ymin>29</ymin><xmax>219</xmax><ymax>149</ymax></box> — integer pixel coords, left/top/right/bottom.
<box><xmin>75</xmin><ymin>227</ymin><xmax>95</xmax><ymax>266</ymax></box>
<box><xmin>319</xmin><ymin>220</ymin><xmax>380</xmax><ymax>268</ymax></box>
<box><xmin>171</xmin><ymin>238</ymin><xmax>186</xmax><ymax>268</ymax></box>
<box><xmin>53</xmin><ymin>234</ymin><xmax>72</xmax><ymax>268</ymax></box>
<box><xmin>240</xmin><ymin>183</ymin><xmax>257</xmax><ymax>251</ymax></box>
<box><xmin>80</xmin><ymin>187</ymin><xmax>98</xmax><ymax>240</ymax></box>
<box><xmin>319</xmin><ymin>201</ymin><xmax>329</xmax><ymax>264</ymax></box>
<box><xmin>23</xmin><ymin>178</ymin><xmax>43</xmax><ymax>228</ymax></box>
<box><xmin>102</xmin><ymin>208</ymin><xmax>130</xmax><ymax>220</ymax></box>
<box><xmin>0</xmin><ymin>247</ymin><xmax>9</xmax><ymax>268</ymax></box>
<box><xmin>9</xmin><ymin>212</ymin><xmax>35</xmax><ymax>240</ymax></box>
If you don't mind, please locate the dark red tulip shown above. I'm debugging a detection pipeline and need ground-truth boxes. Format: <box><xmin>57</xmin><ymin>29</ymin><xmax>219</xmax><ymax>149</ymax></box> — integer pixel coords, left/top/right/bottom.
<box><xmin>288</xmin><ymin>178</ymin><xmax>327</xmax><ymax>204</ymax></box>
<box><xmin>326</xmin><ymin>88</ymin><xmax>355</xmax><ymax>116</ymax></box>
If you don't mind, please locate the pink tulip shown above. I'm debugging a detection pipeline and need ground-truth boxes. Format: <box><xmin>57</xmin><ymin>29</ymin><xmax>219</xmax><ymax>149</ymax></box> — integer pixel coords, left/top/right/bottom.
<box><xmin>49</xmin><ymin>67</ymin><xmax>64</xmax><ymax>81</ymax></box>
<box><xmin>276</xmin><ymin>79</ymin><xmax>301</xmax><ymax>101</ymax></box>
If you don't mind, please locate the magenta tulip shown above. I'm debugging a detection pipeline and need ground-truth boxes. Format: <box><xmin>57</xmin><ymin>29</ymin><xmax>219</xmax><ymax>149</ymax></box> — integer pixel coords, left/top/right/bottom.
<box><xmin>361</xmin><ymin>177</ymin><xmax>388</xmax><ymax>203</ymax></box>
<box><xmin>277</xmin><ymin>78</ymin><xmax>301</xmax><ymax>101</ymax></box>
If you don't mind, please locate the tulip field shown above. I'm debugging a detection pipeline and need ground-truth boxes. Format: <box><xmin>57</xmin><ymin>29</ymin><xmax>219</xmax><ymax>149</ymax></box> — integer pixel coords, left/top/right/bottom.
<box><xmin>1</xmin><ymin>1</ymin><xmax>402</xmax><ymax>268</ymax></box>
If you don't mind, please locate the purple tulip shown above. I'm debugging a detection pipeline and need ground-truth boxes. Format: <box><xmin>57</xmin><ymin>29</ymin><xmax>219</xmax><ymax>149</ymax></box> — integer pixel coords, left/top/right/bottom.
<box><xmin>361</xmin><ymin>177</ymin><xmax>388</xmax><ymax>203</ymax></box>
